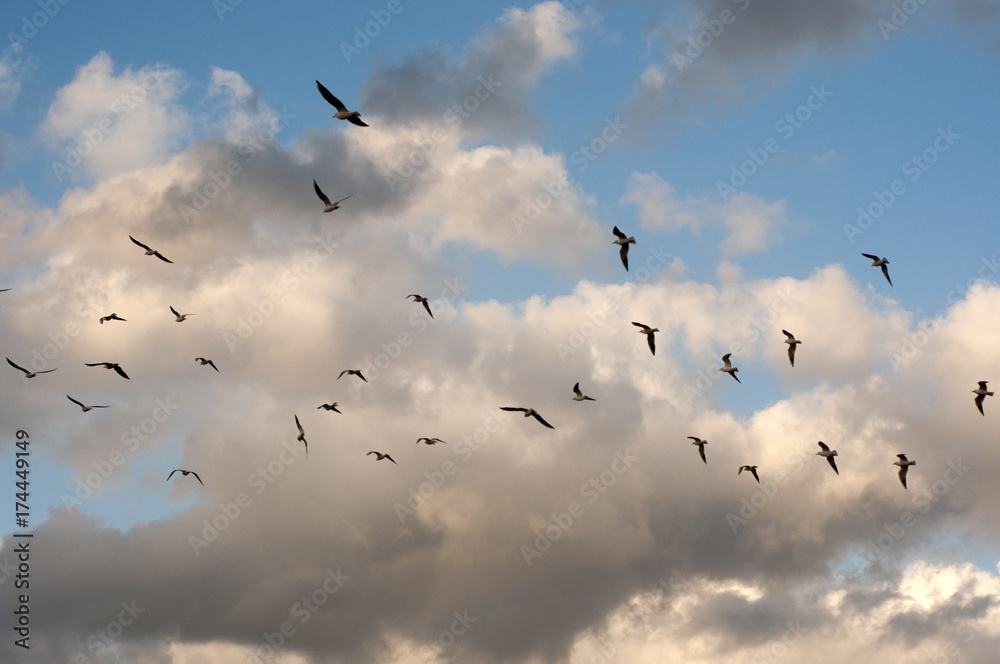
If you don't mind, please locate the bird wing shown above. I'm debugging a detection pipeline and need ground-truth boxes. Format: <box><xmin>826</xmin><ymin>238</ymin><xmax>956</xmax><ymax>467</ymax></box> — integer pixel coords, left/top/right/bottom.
<box><xmin>295</xmin><ymin>415</ymin><xmax>304</xmax><ymax>434</ymax></box>
<box><xmin>6</xmin><ymin>357</ymin><xmax>28</xmax><ymax>374</ymax></box>
<box><xmin>818</xmin><ymin>441</ymin><xmax>830</xmax><ymax>452</ymax></box>
<box><xmin>619</xmin><ymin>243</ymin><xmax>629</xmax><ymax>271</ymax></box>
<box><xmin>722</xmin><ymin>353</ymin><xmax>732</xmax><ymax>366</ymax></box>
<box><xmin>573</xmin><ymin>382</ymin><xmax>582</xmax><ymax>397</ymax></box>
<box><xmin>67</xmin><ymin>395</ymin><xmax>84</xmax><ymax>408</ymax></box>
<box><xmin>170</xmin><ymin>306</ymin><xmax>179</xmax><ymax>317</ymax></box>
<box><xmin>861</xmin><ymin>253</ymin><xmax>879</xmax><ymax>260</ymax></box>
<box><xmin>85</xmin><ymin>362</ymin><xmax>107</xmax><ymax>367</ymax></box>
<box><xmin>153</xmin><ymin>251</ymin><xmax>173</xmax><ymax>263</ymax></box>
<box><xmin>731</xmin><ymin>372</ymin><xmax>741</xmax><ymax>384</ymax></box>
<box><xmin>130</xmin><ymin>235</ymin><xmax>152</xmax><ymax>251</ymax></box>
<box><xmin>113</xmin><ymin>365</ymin><xmax>130</xmax><ymax>380</ymax></box>
<box><xmin>347</xmin><ymin>116</ymin><xmax>369</xmax><ymax>127</ymax></box>
<box><xmin>530</xmin><ymin>411</ymin><xmax>555</xmax><ymax>429</ymax></box>
<box><xmin>315</xmin><ymin>81</ymin><xmax>348</xmax><ymax>112</ymax></box>
<box><xmin>976</xmin><ymin>393</ymin><xmax>986</xmax><ymax>415</ymax></box>
<box><xmin>782</xmin><ymin>329</ymin><xmax>795</xmax><ymax>340</ymax></box>
<box><xmin>698</xmin><ymin>445</ymin><xmax>707</xmax><ymax>464</ymax></box>
<box><xmin>421</xmin><ymin>299</ymin><xmax>434</xmax><ymax>318</ymax></box>
<box><xmin>500</xmin><ymin>407</ymin><xmax>526</xmax><ymax>413</ymax></box>
<box><xmin>166</xmin><ymin>469</ymin><xmax>179</xmax><ymax>481</ymax></box>
<box><xmin>313</xmin><ymin>180</ymin><xmax>332</xmax><ymax>206</ymax></box>
<box><xmin>207</xmin><ymin>360</ymin><xmax>219</xmax><ymax>372</ymax></box>
<box><xmin>750</xmin><ymin>468</ymin><xmax>760</xmax><ymax>482</ymax></box>
<box><xmin>647</xmin><ymin>331</ymin><xmax>655</xmax><ymax>355</ymax></box>
<box><xmin>332</xmin><ymin>193</ymin><xmax>353</xmax><ymax>206</ymax></box>
<box><xmin>357</xmin><ymin>371</ymin><xmax>367</xmax><ymax>382</ymax></box>
<box><xmin>979</xmin><ymin>381</ymin><xmax>989</xmax><ymax>390</ymax></box>
<box><xmin>192</xmin><ymin>472</ymin><xmax>204</xmax><ymax>486</ymax></box>
<box><xmin>337</xmin><ymin>370</ymin><xmax>348</xmax><ymax>379</ymax></box>
<box><xmin>612</xmin><ymin>226</ymin><xmax>626</xmax><ymax>240</ymax></box>
<box><xmin>632</xmin><ymin>322</ymin><xmax>649</xmax><ymax>331</ymax></box>
<box><xmin>881</xmin><ymin>264</ymin><xmax>892</xmax><ymax>286</ymax></box>
<box><xmin>827</xmin><ymin>456</ymin><xmax>839</xmax><ymax>475</ymax></box>
<box><xmin>788</xmin><ymin>344</ymin><xmax>796</xmax><ymax>367</ymax></box>
<box><xmin>386</xmin><ymin>454</ymin><xmax>397</xmax><ymax>464</ymax></box>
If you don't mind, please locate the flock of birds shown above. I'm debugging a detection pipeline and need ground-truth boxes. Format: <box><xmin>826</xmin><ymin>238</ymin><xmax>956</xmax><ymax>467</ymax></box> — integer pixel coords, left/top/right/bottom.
<box><xmin>3</xmin><ymin>81</ymin><xmax>991</xmax><ymax>497</ymax></box>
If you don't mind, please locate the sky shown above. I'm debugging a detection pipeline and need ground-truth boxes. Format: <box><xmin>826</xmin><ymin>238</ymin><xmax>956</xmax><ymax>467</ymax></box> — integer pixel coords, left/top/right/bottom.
<box><xmin>1</xmin><ymin>0</ymin><xmax>1000</xmax><ymax>662</ymax></box>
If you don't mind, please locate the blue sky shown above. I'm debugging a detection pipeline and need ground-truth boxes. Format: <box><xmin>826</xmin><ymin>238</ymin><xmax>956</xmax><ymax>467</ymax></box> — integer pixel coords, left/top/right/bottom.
<box><xmin>3</xmin><ymin>1</ymin><xmax>1000</xmax><ymax>663</ymax></box>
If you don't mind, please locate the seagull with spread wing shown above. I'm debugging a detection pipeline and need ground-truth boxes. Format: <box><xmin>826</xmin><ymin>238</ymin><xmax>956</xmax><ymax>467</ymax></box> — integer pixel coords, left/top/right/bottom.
<box><xmin>318</xmin><ymin>403</ymin><xmax>342</xmax><ymax>413</ymax></box>
<box><xmin>313</xmin><ymin>180</ymin><xmax>352</xmax><ymax>212</ymax></box>
<box><xmin>129</xmin><ymin>235</ymin><xmax>173</xmax><ymax>263</ymax></box>
<box><xmin>316</xmin><ymin>81</ymin><xmax>368</xmax><ymax>126</ymax></box>
<box><xmin>500</xmin><ymin>407</ymin><xmax>555</xmax><ymax>429</ymax></box>
<box><xmin>739</xmin><ymin>465</ymin><xmax>760</xmax><ymax>483</ymax></box>
<box><xmin>632</xmin><ymin>322</ymin><xmax>658</xmax><ymax>356</ymax></box>
<box><xmin>688</xmin><ymin>437</ymin><xmax>708</xmax><ymax>464</ymax></box>
<box><xmin>99</xmin><ymin>313</ymin><xmax>127</xmax><ymax>324</ymax></box>
<box><xmin>862</xmin><ymin>253</ymin><xmax>892</xmax><ymax>286</ymax></box>
<box><xmin>571</xmin><ymin>382</ymin><xmax>595</xmax><ymax>401</ymax></box>
<box><xmin>893</xmin><ymin>454</ymin><xmax>915</xmax><ymax>489</ymax></box>
<box><xmin>295</xmin><ymin>415</ymin><xmax>308</xmax><ymax>458</ymax></box>
<box><xmin>612</xmin><ymin>226</ymin><xmax>636</xmax><ymax>271</ymax></box>
<box><xmin>167</xmin><ymin>469</ymin><xmax>203</xmax><ymax>486</ymax></box>
<box><xmin>407</xmin><ymin>294</ymin><xmax>434</xmax><ymax>319</ymax></box>
<box><xmin>85</xmin><ymin>361</ymin><xmax>130</xmax><ymax>380</ymax></box>
<box><xmin>338</xmin><ymin>369</ymin><xmax>367</xmax><ymax>383</ymax></box>
<box><xmin>816</xmin><ymin>441</ymin><xmax>839</xmax><ymax>475</ymax></box>
<box><xmin>195</xmin><ymin>357</ymin><xmax>219</xmax><ymax>372</ymax></box>
<box><xmin>67</xmin><ymin>395</ymin><xmax>109</xmax><ymax>412</ymax></box>
<box><xmin>6</xmin><ymin>358</ymin><xmax>56</xmax><ymax>378</ymax></box>
<box><xmin>368</xmin><ymin>451</ymin><xmax>397</xmax><ymax>463</ymax></box>
<box><xmin>170</xmin><ymin>306</ymin><xmax>195</xmax><ymax>322</ymax></box>
<box><xmin>720</xmin><ymin>353</ymin><xmax>741</xmax><ymax>383</ymax></box>
<box><xmin>782</xmin><ymin>330</ymin><xmax>801</xmax><ymax>367</ymax></box>
<box><xmin>973</xmin><ymin>381</ymin><xmax>993</xmax><ymax>416</ymax></box>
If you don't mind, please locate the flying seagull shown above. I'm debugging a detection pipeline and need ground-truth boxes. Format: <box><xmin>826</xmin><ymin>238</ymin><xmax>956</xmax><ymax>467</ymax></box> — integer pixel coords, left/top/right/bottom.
<box><xmin>170</xmin><ymin>306</ymin><xmax>195</xmax><ymax>322</ymax></box>
<box><xmin>195</xmin><ymin>357</ymin><xmax>219</xmax><ymax>372</ymax></box>
<box><xmin>782</xmin><ymin>330</ymin><xmax>801</xmax><ymax>367</ymax></box>
<box><xmin>612</xmin><ymin>226</ymin><xmax>636</xmax><ymax>271</ymax></box>
<box><xmin>129</xmin><ymin>235</ymin><xmax>173</xmax><ymax>263</ymax></box>
<box><xmin>368</xmin><ymin>451</ymin><xmax>397</xmax><ymax>463</ymax></box>
<box><xmin>166</xmin><ymin>469</ymin><xmax>204</xmax><ymax>486</ymax></box>
<box><xmin>338</xmin><ymin>369</ymin><xmax>367</xmax><ymax>383</ymax></box>
<box><xmin>407</xmin><ymin>294</ymin><xmax>434</xmax><ymax>319</ymax></box>
<box><xmin>85</xmin><ymin>361</ymin><xmax>130</xmax><ymax>380</ymax></box>
<box><xmin>688</xmin><ymin>437</ymin><xmax>708</xmax><ymax>464</ymax></box>
<box><xmin>316</xmin><ymin>81</ymin><xmax>369</xmax><ymax>126</ymax></box>
<box><xmin>816</xmin><ymin>441</ymin><xmax>839</xmax><ymax>475</ymax></box>
<box><xmin>973</xmin><ymin>381</ymin><xmax>993</xmax><ymax>416</ymax></box>
<box><xmin>318</xmin><ymin>403</ymin><xmax>342</xmax><ymax>413</ymax></box>
<box><xmin>416</xmin><ymin>437</ymin><xmax>447</xmax><ymax>445</ymax></box>
<box><xmin>6</xmin><ymin>358</ymin><xmax>56</xmax><ymax>378</ymax></box>
<box><xmin>295</xmin><ymin>415</ymin><xmax>308</xmax><ymax>458</ymax></box>
<box><xmin>500</xmin><ymin>406</ymin><xmax>555</xmax><ymax>429</ymax></box>
<box><xmin>738</xmin><ymin>465</ymin><xmax>760</xmax><ymax>483</ymax></box>
<box><xmin>893</xmin><ymin>454</ymin><xmax>916</xmax><ymax>489</ymax></box>
<box><xmin>632</xmin><ymin>322</ymin><xmax>658</xmax><ymax>356</ymax></box>
<box><xmin>99</xmin><ymin>313</ymin><xmax>126</xmax><ymax>324</ymax></box>
<box><xmin>862</xmin><ymin>253</ymin><xmax>892</xmax><ymax>286</ymax></box>
<box><xmin>313</xmin><ymin>180</ymin><xmax>352</xmax><ymax>212</ymax></box>
<box><xmin>720</xmin><ymin>353</ymin><xmax>741</xmax><ymax>383</ymax></box>
<box><xmin>571</xmin><ymin>382</ymin><xmax>595</xmax><ymax>401</ymax></box>
<box><xmin>67</xmin><ymin>395</ymin><xmax>109</xmax><ymax>412</ymax></box>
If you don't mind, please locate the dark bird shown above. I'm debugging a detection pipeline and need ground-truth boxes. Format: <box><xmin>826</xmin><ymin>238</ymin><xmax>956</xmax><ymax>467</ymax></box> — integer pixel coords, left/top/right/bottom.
<box><xmin>816</xmin><ymin>441</ymin><xmax>839</xmax><ymax>475</ymax></box>
<box><xmin>632</xmin><ymin>322</ymin><xmax>658</xmax><ymax>356</ymax></box>
<box><xmin>416</xmin><ymin>437</ymin><xmax>447</xmax><ymax>445</ymax></box>
<box><xmin>170</xmin><ymin>306</ymin><xmax>195</xmax><ymax>322</ymax></box>
<box><xmin>739</xmin><ymin>465</ymin><xmax>760</xmax><ymax>483</ymax></box>
<box><xmin>571</xmin><ymin>382</ymin><xmax>595</xmax><ymax>401</ymax></box>
<box><xmin>313</xmin><ymin>180</ymin><xmax>352</xmax><ymax>212</ymax></box>
<box><xmin>894</xmin><ymin>454</ymin><xmax>916</xmax><ymax>489</ymax></box>
<box><xmin>99</xmin><ymin>313</ymin><xmax>127</xmax><ymax>324</ymax></box>
<box><xmin>973</xmin><ymin>381</ymin><xmax>993</xmax><ymax>416</ymax></box>
<box><xmin>67</xmin><ymin>395</ymin><xmax>109</xmax><ymax>412</ymax></box>
<box><xmin>612</xmin><ymin>226</ymin><xmax>636</xmax><ymax>271</ymax></box>
<box><xmin>85</xmin><ymin>361</ymin><xmax>130</xmax><ymax>380</ymax></box>
<box><xmin>407</xmin><ymin>294</ymin><xmax>434</xmax><ymax>319</ymax></box>
<box><xmin>318</xmin><ymin>403</ymin><xmax>342</xmax><ymax>413</ymax></box>
<box><xmin>195</xmin><ymin>357</ymin><xmax>219</xmax><ymax>372</ymax></box>
<box><xmin>167</xmin><ymin>469</ymin><xmax>203</xmax><ymax>486</ymax></box>
<box><xmin>316</xmin><ymin>81</ymin><xmax>369</xmax><ymax>126</ymax></box>
<box><xmin>862</xmin><ymin>253</ymin><xmax>892</xmax><ymax>286</ymax></box>
<box><xmin>500</xmin><ymin>407</ymin><xmax>554</xmax><ymax>429</ymax></box>
<box><xmin>720</xmin><ymin>353</ymin><xmax>741</xmax><ymax>383</ymax></box>
<box><xmin>129</xmin><ymin>235</ymin><xmax>173</xmax><ymax>263</ymax></box>
<box><xmin>295</xmin><ymin>415</ymin><xmax>308</xmax><ymax>458</ymax></box>
<box><xmin>338</xmin><ymin>369</ymin><xmax>367</xmax><ymax>383</ymax></box>
<box><xmin>0</xmin><ymin>287</ymin><xmax>10</xmax><ymax>292</ymax></box>
<box><xmin>6</xmin><ymin>357</ymin><xmax>56</xmax><ymax>378</ymax></box>
<box><xmin>782</xmin><ymin>330</ymin><xmax>801</xmax><ymax>367</ymax></box>
<box><xmin>368</xmin><ymin>451</ymin><xmax>397</xmax><ymax>463</ymax></box>
<box><xmin>688</xmin><ymin>437</ymin><xmax>708</xmax><ymax>464</ymax></box>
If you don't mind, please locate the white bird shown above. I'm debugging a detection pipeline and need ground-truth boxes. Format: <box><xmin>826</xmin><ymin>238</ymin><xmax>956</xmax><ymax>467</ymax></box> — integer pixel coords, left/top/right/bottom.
<box><xmin>500</xmin><ymin>407</ymin><xmax>554</xmax><ymax>429</ymax></box>
<box><xmin>295</xmin><ymin>415</ymin><xmax>308</xmax><ymax>458</ymax></box>
<box><xmin>862</xmin><ymin>253</ymin><xmax>892</xmax><ymax>286</ymax></box>
<box><xmin>416</xmin><ymin>437</ymin><xmax>447</xmax><ymax>445</ymax></box>
<box><xmin>612</xmin><ymin>226</ymin><xmax>636</xmax><ymax>271</ymax></box>
<box><xmin>85</xmin><ymin>361</ymin><xmax>129</xmax><ymax>380</ymax></box>
<box><xmin>720</xmin><ymin>353</ymin><xmax>741</xmax><ymax>383</ymax></box>
<box><xmin>316</xmin><ymin>81</ymin><xmax>369</xmax><ymax>126</ymax></box>
<box><xmin>632</xmin><ymin>322</ymin><xmax>658</xmax><ymax>356</ymax></box>
<box><xmin>368</xmin><ymin>451</ymin><xmax>397</xmax><ymax>463</ymax></box>
<box><xmin>338</xmin><ymin>369</ymin><xmax>367</xmax><ymax>383</ymax></box>
<box><xmin>973</xmin><ymin>381</ymin><xmax>993</xmax><ymax>416</ymax></box>
<box><xmin>67</xmin><ymin>395</ymin><xmax>109</xmax><ymax>412</ymax></box>
<box><xmin>571</xmin><ymin>382</ymin><xmax>595</xmax><ymax>401</ymax></box>
<box><xmin>195</xmin><ymin>357</ymin><xmax>219</xmax><ymax>372</ymax></box>
<box><xmin>738</xmin><ymin>465</ymin><xmax>760</xmax><ymax>483</ymax></box>
<box><xmin>318</xmin><ymin>403</ymin><xmax>342</xmax><ymax>413</ymax></box>
<box><xmin>167</xmin><ymin>469</ymin><xmax>203</xmax><ymax>486</ymax></box>
<box><xmin>893</xmin><ymin>454</ymin><xmax>916</xmax><ymax>489</ymax></box>
<box><xmin>99</xmin><ymin>313</ymin><xmax>126</xmax><ymax>324</ymax></box>
<box><xmin>129</xmin><ymin>235</ymin><xmax>173</xmax><ymax>263</ymax></box>
<box><xmin>313</xmin><ymin>180</ymin><xmax>352</xmax><ymax>212</ymax></box>
<box><xmin>6</xmin><ymin>357</ymin><xmax>56</xmax><ymax>378</ymax></box>
<box><xmin>688</xmin><ymin>437</ymin><xmax>708</xmax><ymax>464</ymax></box>
<box><xmin>782</xmin><ymin>330</ymin><xmax>801</xmax><ymax>367</ymax></box>
<box><xmin>170</xmin><ymin>306</ymin><xmax>195</xmax><ymax>322</ymax></box>
<box><xmin>407</xmin><ymin>294</ymin><xmax>433</xmax><ymax>319</ymax></box>
<box><xmin>816</xmin><ymin>441</ymin><xmax>839</xmax><ymax>475</ymax></box>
